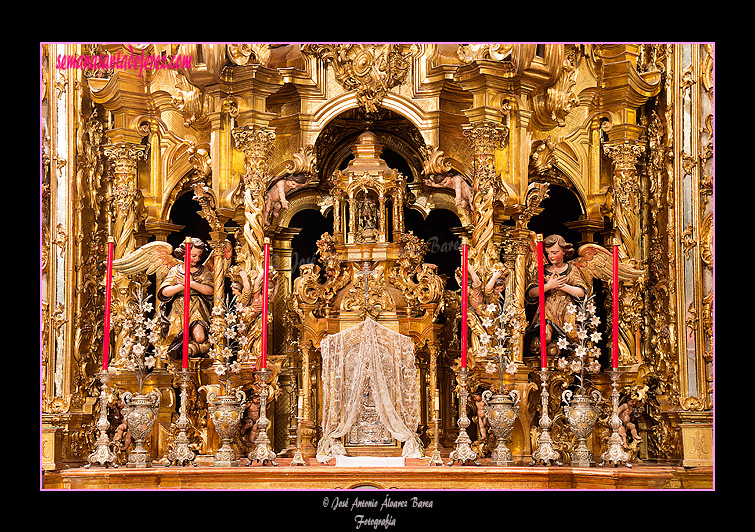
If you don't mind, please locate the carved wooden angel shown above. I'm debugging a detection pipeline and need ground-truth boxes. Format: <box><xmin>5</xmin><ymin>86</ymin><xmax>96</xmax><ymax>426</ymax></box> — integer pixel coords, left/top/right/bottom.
<box><xmin>524</xmin><ymin>234</ymin><xmax>643</xmax><ymax>356</ymax></box>
<box><xmin>423</xmin><ymin>172</ymin><xmax>472</xmax><ymax>212</ymax></box>
<box><xmin>264</xmin><ymin>173</ymin><xmax>312</xmax><ymax>224</ymax></box>
<box><xmin>112</xmin><ymin>238</ymin><xmax>228</xmax><ymax>361</ymax></box>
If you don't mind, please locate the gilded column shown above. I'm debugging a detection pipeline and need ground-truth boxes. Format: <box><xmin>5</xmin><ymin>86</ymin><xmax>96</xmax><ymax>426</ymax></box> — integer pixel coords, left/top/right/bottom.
<box><xmin>462</xmin><ymin>121</ymin><xmax>508</xmax><ymax>276</ymax></box>
<box><xmin>103</xmin><ymin>142</ymin><xmax>148</xmax><ymax>259</ymax></box>
<box><xmin>603</xmin><ymin>141</ymin><xmax>645</xmax><ymax>264</ymax></box>
<box><xmin>231</xmin><ymin>125</ymin><xmax>275</xmax><ymax>365</ymax></box>
<box><xmin>103</xmin><ymin>141</ymin><xmax>147</xmax><ymax>368</ymax></box>
<box><xmin>603</xmin><ymin>141</ymin><xmax>645</xmax><ymax>368</ymax></box>
<box><xmin>231</xmin><ymin>125</ymin><xmax>276</xmax><ymax>276</ymax></box>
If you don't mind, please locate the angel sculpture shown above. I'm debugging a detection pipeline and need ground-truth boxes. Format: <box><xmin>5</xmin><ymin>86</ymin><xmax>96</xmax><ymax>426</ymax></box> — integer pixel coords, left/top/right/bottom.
<box><xmin>112</xmin><ymin>237</ymin><xmax>225</xmax><ymax>363</ymax></box>
<box><xmin>263</xmin><ymin>173</ymin><xmax>312</xmax><ymax>224</ymax></box>
<box><xmin>423</xmin><ymin>172</ymin><xmax>472</xmax><ymax>212</ymax></box>
<box><xmin>230</xmin><ymin>264</ymin><xmax>280</xmax><ymax>322</ymax></box>
<box><xmin>524</xmin><ymin>234</ymin><xmax>643</xmax><ymax>360</ymax></box>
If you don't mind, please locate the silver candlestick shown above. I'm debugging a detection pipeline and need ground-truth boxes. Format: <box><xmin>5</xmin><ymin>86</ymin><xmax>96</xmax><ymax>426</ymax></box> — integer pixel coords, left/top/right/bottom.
<box><xmin>85</xmin><ymin>371</ymin><xmax>118</xmax><ymax>468</ymax></box>
<box><xmin>248</xmin><ymin>368</ymin><xmax>278</xmax><ymax>466</ymax></box>
<box><xmin>447</xmin><ymin>367</ymin><xmax>479</xmax><ymax>466</ymax></box>
<box><xmin>600</xmin><ymin>370</ymin><xmax>632</xmax><ymax>467</ymax></box>
<box><xmin>530</xmin><ymin>369</ymin><xmax>562</xmax><ymax>466</ymax></box>
<box><xmin>166</xmin><ymin>368</ymin><xmax>197</xmax><ymax>466</ymax></box>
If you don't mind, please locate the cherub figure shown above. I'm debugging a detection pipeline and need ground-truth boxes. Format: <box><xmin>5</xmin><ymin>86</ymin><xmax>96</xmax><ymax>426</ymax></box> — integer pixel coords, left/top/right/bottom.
<box><xmin>424</xmin><ymin>172</ymin><xmax>472</xmax><ymax>212</ymax></box>
<box><xmin>240</xmin><ymin>394</ymin><xmax>261</xmax><ymax>443</ymax></box>
<box><xmin>455</xmin><ymin>260</ymin><xmax>485</xmax><ymax>313</ymax></box>
<box><xmin>264</xmin><ymin>173</ymin><xmax>311</xmax><ymax>224</ymax></box>
<box><xmin>113</xmin><ymin>237</ymin><xmax>230</xmax><ymax>363</ymax></box>
<box><xmin>484</xmin><ymin>262</ymin><xmax>510</xmax><ymax>307</ymax></box>
<box><xmin>617</xmin><ymin>398</ymin><xmax>642</xmax><ymax>447</ymax></box>
<box><xmin>111</xmin><ymin>397</ymin><xmax>132</xmax><ymax>455</ymax></box>
<box><xmin>469</xmin><ymin>387</ymin><xmax>489</xmax><ymax>440</ymax></box>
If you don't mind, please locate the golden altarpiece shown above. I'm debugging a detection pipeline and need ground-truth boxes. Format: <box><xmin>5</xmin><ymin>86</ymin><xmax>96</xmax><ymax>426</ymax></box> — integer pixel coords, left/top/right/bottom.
<box><xmin>41</xmin><ymin>43</ymin><xmax>714</xmax><ymax>489</ymax></box>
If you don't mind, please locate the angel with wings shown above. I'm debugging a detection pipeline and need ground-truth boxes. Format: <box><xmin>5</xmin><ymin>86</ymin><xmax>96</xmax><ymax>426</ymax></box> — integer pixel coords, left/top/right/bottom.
<box><xmin>524</xmin><ymin>234</ymin><xmax>643</xmax><ymax>360</ymax></box>
<box><xmin>113</xmin><ymin>237</ymin><xmax>225</xmax><ymax>363</ymax></box>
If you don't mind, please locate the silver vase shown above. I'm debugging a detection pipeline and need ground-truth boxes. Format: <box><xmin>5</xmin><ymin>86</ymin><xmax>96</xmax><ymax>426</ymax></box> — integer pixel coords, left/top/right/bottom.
<box><xmin>562</xmin><ymin>389</ymin><xmax>602</xmax><ymax>467</ymax></box>
<box><xmin>122</xmin><ymin>389</ymin><xmax>161</xmax><ymax>468</ymax></box>
<box><xmin>482</xmin><ymin>389</ymin><xmax>520</xmax><ymax>466</ymax></box>
<box><xmin>208</xmin><ymin>389</ymin><xmax>246</xmax><ymax>467</ymax></box>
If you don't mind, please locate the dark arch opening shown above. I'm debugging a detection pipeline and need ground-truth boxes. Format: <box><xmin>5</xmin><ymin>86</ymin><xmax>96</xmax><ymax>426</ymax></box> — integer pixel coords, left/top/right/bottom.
<box><xmin>404</xmin><ymin>208</ymin><xmax>462</xmax><ymax>291</ymax></box>
<box><xmin>526</xmin><ymin>183</ymin><xmax>610</xmax><ymax>370</ymax></box>
<box><xmin>289</xmin><ymin>208</ymin><xmax>334</xmax><ymax>284</ymax></box>
<box><xmin>166</xmin><ymin>190</ymin><xmax>210</xmax><ymax>251</ymax></box>
<box><xmin>527</xmin><ymin>184</ymin><xmax>583</xmax><ymax>246</ymax></box>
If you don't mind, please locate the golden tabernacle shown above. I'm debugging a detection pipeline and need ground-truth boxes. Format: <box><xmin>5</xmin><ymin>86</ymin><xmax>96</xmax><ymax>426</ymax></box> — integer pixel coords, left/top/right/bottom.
<box><xmin>41</xmin><ymin>43</ymin><xmax>714</xmax><ymax>491</ymax></box>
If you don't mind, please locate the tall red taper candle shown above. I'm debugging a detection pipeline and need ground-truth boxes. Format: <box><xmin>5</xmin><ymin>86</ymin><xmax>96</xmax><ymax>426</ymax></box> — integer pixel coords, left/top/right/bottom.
<box><xmin>537</xmin><ymin>234</ymin><xmax>547</xmax><ymax>369</ymax></box>
<box><xmin>182</xmin><ymin>237</ymin><xmax>191</xmax><ymax>369</ymax></box>
<box><xmin>461</xmin><ymin>240</ymin><xmax>468</xmax><ymax>368</ymax></box>
<box><xmin>102</xmin><ymin>237</ymin><xmax>114</xmax><ymax>370</ymax></box>
<box><xmin>612</xmin><ymin>238</ymin><xmax>619</xmax><ymax>370</ymax></box>
<box><xmin>260</xmin><ymin>239</ymin><xmax>270</xmax><ymax>369</ymax></box>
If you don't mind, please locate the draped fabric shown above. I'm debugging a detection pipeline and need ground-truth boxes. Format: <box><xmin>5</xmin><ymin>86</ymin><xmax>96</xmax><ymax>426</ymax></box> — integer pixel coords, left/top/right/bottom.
<box><xmin>315</xmin><ymin>318</ymin><xmax>421</xmax><ymax>463</ymax></box>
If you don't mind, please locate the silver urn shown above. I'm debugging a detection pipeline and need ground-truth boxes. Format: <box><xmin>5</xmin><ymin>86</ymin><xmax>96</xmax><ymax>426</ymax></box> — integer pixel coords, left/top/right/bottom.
<box><xmin>482</xmin><ymin>389</ymin><xmax>520</xmax><ymax>466</ymax></box>
<box><xmin>208</xmin><ymin>389</ymin><xmax>246</xmax><ymax>467</ymax></box>
<box><xmin>562</xmin><ymin>388</ymin><xmax>602</xmax><ymax>467</ymax></box>
<box><xmin>122</xmin><ymin>389</ymin><xmax>161</xmax><ymax>468</ymax></box>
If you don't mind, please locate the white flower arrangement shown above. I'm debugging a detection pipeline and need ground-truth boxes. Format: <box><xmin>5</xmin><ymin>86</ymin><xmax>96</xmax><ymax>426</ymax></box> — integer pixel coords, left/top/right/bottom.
<box><xmin>555</xmin><ymin>293</ymin><xmax>603</xmax><ymax>391</ymax></box>
<box><xmin>209</xmin><ymin>295</ymin><xmax>247</xmax><ymax>392</ymax></box>
<box><xmin>117</xmin><ymin>283</ymin><xmax>158</xmax><ymax>393</ymax></box>
<box><xmin>478</xmin><ymin>294</ymin><xmax>521</xmax><ymax>392</ymax></box>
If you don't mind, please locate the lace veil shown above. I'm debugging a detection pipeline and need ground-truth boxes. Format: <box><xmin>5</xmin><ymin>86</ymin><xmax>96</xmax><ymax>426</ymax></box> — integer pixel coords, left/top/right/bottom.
<box><xmin>315</xmin><ymin>317</ymin><xmax>421</xmax><ymax>463</ymax></box>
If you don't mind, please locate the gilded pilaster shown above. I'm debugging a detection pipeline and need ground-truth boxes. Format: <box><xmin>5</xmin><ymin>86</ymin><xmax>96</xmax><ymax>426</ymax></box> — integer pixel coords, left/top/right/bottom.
<box><xmin>665</xmin><ymin>46</ymin><xmax>713</xmax><ymax>469</ymax></box>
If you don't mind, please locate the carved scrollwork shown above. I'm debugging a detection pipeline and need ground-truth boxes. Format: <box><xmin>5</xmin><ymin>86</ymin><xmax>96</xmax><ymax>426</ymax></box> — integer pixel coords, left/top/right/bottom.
<box><xmin>302</xmin><ymin>44</ymin><xmax>413</xmax><ymax>113</ymax></box>
<box><xmin>457</xmin><ymin>44</ymin><xmax>514</xmax><ymax>63</ymax></box>
<box><xmin>228</xmin><ymin>44</ymin><xmax>271</xmax><ymax>66</ymax></box>
<box><xmin>531</xmin><ymin>56</ymin><xmax>579</xmax><ymax>130</ymax></box>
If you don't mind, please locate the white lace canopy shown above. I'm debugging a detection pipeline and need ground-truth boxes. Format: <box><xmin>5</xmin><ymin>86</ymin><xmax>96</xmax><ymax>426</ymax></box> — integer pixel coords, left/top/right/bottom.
<box><xmin>315</xmin><ymin>318</ymin><xmax>422</xmax><ymax>463</ymax></box>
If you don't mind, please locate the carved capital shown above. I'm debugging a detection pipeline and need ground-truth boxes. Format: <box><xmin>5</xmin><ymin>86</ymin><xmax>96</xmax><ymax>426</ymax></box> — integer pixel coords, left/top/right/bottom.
<box><xmin>463</xmin><ymin>121</ymin><xmax>508</xmax><ymax>154</ymax></box>
<box><xmin>103</xmin><ymin>142</ymin><xmax>147</xmax><ymax>175</ymax></box>
<box><xmin>104</xmin><ymin>142</ymin><xmax>147</xmax><ymax>214</ymax></box>
<box><xmin>232</xmin><ymin>125</ymin><xmax>276</xmax><ymax>159</ymax></box>
<box><xmin>232</xmin><ymin>125</ymin><xmax>276</xmax><ymax>195</ymax></box>
<box><xmin>604</xmin><ymin>141</ymin><xmax>645</xmax><ymax>204</ymax></box>
<box><xmin>603</xmin><ymin>141</ymin><xmax>645</xmax><ymax>173</ymax></box>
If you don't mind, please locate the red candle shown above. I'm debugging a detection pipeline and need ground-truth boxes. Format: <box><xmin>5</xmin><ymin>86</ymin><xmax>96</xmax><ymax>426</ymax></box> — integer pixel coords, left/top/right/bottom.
<box><xmin>102</xmin><ymin>237</ymin><xmax>114</xmax><ymax>371</ymax></box>
<box><xmin>182</xmin><ymin>237</ymin><xmax>191</xmax><ymax>369</ymax></box>
<box><xmin>461</xmin><ymin>240</ymin><xmax>468</xmax><ymax>368</ymax></box>
<box><xmin>537</xmin><ymin>234</ymin><xmax>546</xmax><ymax>369</ymax></box>
<box><xmin>260</xmin><ymin>240</ymin><xmax>270</xmax><ymax>369</ymax></box>
<box><xmin>612</xmin><ymin>238</ymin><xmax>619</xmax><ymax>369</ymax></box>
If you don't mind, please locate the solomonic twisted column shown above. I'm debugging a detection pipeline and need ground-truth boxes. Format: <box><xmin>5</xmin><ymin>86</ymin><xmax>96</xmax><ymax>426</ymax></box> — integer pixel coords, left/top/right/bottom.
<box><xmin>231</xmin><ymin>126</ymin><xmax>276</xmax><ymax>276</ymax></box>
<box><xmin>463</xmin><ymin>121</ymin><xmax>508</xmax><ymax>277</ymax></box>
